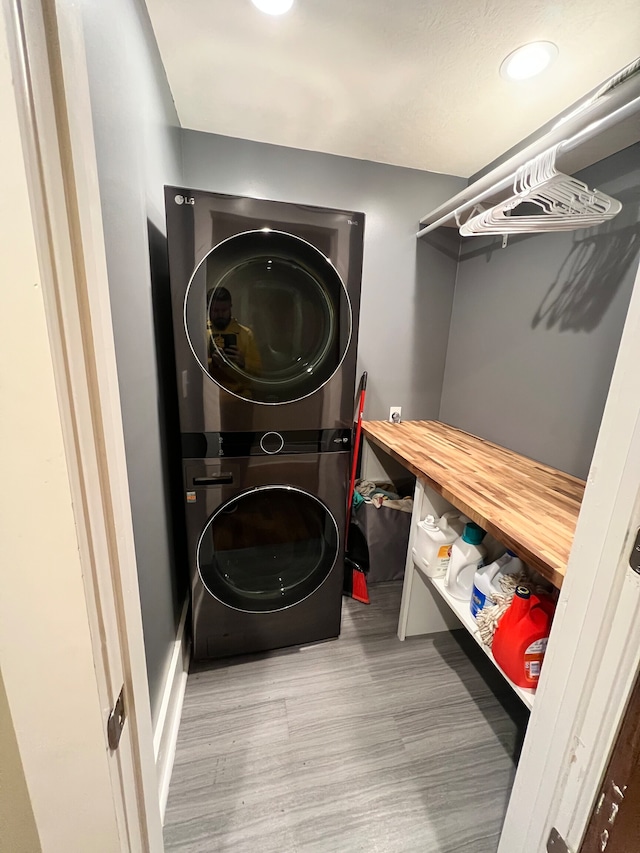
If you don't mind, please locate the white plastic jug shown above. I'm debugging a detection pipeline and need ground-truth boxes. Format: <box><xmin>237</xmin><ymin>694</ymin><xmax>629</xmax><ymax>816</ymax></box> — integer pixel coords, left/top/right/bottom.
<box><xmin>470</xmin><ymin>551</ymin><xmax>524</xmax><ymax>618</ymax></box>
<box><xmin>445</xmin><ymin>522</ymin><xmax>487</xmax><ymax>601</ymax></box>
<box><xmin>412</xmin><ymin>511</ymin><xmax>463</xmax><ymax>578</ymax></box>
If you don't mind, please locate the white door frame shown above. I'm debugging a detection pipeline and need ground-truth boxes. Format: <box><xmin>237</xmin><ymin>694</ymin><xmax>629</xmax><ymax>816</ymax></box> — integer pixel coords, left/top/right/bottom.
<box><xmin>3</xmin><ymin>0</ymin><xmax>163</xmax><ymax>849</ymax></box>
<box><xmin>499</xmin><ymin>257</ymin><xmax>640</xmax><ymax>852</ymax></box>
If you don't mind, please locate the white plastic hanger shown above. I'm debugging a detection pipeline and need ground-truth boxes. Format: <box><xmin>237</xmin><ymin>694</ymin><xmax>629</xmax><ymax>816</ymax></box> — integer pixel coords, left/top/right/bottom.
<box><xmin>459</xmin><ymin>144</ymin><xmax>622</xmax><ymax>236</ymax></box>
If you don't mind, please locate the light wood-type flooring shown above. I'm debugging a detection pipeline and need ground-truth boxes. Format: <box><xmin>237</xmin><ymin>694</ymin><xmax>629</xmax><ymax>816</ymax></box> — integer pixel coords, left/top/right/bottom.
<box><xmin>164</xmin><ymin>582</ymin><xmax>529</xmax><ymax>853</ymax></box>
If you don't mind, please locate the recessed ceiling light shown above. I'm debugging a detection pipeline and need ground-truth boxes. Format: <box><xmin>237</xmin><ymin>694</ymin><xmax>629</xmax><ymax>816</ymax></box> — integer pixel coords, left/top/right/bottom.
<box><xmin>251</xmin><ymin>0</ymin><xmax>294</xmax><ymax>15</ymax></box>
<box><xmin>500</xmin><ymin>41</ymin><xmax>559</xmax><ymax>81</ymax></box>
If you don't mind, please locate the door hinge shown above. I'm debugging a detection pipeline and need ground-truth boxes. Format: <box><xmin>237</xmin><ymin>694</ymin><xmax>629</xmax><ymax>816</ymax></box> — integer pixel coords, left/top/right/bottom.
<box><xmin>629</xmin><ymin>528</ymin><xmax>640</xmax><ymax>574</ymax></box>
<box><xmin>107</xmin><ymin>686</ymin><xmax>126</xmax><ymax>750</ymax></box>
<box><xmin>547</xmin><ymin>827</ymin><xmax>573</xmax><ymax>853</ymax></box>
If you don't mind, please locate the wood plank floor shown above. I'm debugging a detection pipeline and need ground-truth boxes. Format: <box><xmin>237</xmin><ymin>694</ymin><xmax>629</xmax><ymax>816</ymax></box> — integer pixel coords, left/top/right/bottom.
<box><xmin>164</xmin><ymin>583</ymin><xmax>529</xmax><ymax>853</ymax></box>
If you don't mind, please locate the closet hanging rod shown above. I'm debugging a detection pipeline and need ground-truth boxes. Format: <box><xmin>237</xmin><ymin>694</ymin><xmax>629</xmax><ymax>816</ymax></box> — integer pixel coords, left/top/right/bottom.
<box><xmin>417</xmin><ymin>64</ymin><xmax>640</xmax><ymax>239</ymax></box>
<box><xmin>417</xmin><ymin>95</ymin><xmax>640</xmax><ymax>238</ymax></box>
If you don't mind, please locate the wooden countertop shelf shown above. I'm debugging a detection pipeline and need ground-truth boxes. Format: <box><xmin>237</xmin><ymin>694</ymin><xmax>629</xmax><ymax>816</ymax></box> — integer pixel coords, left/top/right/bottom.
<box><xmin>361</xmin><ymin>420</ymin><xmax>585</xmax><ymax>589</ymax></box>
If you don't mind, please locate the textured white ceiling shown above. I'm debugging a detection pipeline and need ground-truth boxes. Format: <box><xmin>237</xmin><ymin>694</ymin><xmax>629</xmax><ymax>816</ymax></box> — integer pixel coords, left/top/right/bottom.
<box><xmin>146</xmin><ymin>0</ymin><xmax>640</xmax><ymax>178</ymax></box>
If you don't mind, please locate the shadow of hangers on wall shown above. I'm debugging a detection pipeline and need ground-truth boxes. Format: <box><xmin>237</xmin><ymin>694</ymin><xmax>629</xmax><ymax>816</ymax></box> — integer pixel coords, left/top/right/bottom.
<box><xmin>531</xmin><ymin>212</ymin><xmax>640</xmax><ymax>333</ymax></box>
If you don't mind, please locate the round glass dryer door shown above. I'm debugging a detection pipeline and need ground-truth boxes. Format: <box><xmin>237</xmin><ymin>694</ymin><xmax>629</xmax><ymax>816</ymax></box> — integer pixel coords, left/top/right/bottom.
<box><xmin>184</xmin><ymin>230</ymin><xmax>352</xmax><ymax>404</ymax></box>
<box><xmin>197</xmin><ymin>486</ymin><xmax>339</xmax><ymax>613</ymax></box>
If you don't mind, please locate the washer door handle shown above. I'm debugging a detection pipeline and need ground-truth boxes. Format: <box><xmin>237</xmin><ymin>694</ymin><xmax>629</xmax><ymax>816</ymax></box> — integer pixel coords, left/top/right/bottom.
<box><xmin>193</xmin><ymin>473</ymin><xmax>234</xmax><ymax>486</ymax></box>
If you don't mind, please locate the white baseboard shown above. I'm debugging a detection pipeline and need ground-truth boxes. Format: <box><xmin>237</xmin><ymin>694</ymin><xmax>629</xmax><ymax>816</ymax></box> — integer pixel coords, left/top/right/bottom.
<box><xmin>153</xmin><ymin>597</ymin><xmax>190</xmax><ymax>823</ymax></box>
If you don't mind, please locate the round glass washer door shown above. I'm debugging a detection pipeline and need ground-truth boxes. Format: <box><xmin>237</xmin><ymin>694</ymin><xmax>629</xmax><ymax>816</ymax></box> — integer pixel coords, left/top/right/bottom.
<box><xmin>196</xmin><ymin>486</ymin><xmax>340</xmax><ymax>613</ymax></box>
<box><xmin>184</xmin><ymin>230</ymin><xmax>352</xmax><ymax>404</ymax></box>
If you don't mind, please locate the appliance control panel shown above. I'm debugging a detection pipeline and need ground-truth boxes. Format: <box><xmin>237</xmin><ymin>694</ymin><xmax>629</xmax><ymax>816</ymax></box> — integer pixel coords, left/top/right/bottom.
<box><xmin>181</xmin><ymin>428</ymin><xmax>352</xmax><ymax>458</ymax></box>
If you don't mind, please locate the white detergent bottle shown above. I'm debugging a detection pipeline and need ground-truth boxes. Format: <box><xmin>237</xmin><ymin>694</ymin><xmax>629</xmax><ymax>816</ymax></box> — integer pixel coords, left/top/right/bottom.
<box><xmin>442</xmin><ymin>511</ymin><xmax>466</xmax><ymax>537</ymax></box>
<box><xmin>412</xmin><ymin>512</ymin><xmax>462</xmax><ymax>578</ymax></box>
<box><xmin>445</xmin><ymin>522</ymin><xmax>487</xmax><ymax>601</ymax></box>
<box><xmin>470</xmin><ymin>550</ymin><xmax>524</xmax><ymax>618</ymax></box>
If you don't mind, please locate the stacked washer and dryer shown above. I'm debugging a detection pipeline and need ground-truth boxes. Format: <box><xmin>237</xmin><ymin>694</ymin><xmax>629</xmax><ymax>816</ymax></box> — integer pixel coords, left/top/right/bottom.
<box><xmin>165</xmin><ymin>187</ymin><xmax>364</xmax><ymax>660</ymax></box>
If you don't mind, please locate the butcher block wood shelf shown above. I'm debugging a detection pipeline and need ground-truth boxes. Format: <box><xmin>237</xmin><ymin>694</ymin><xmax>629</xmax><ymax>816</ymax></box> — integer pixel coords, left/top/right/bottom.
<box><xmin>362</xmin><ymin>420</ymin><xmax>586</xmax><ymax>589</ymax></box>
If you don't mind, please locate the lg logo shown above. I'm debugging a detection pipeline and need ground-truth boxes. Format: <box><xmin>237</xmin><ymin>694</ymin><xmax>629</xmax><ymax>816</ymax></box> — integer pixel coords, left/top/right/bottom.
<box><xmin>174</xmin><ymin>194</ymin><xmax>195</xmax><ymax>205</ymax></box>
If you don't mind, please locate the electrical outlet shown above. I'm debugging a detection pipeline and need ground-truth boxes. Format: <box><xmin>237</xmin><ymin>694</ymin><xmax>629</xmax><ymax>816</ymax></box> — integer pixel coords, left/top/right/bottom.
<box><xmin>389</xmin><ymin>406</ymin><xmax>402</xmax><ymax>424</ymax></box>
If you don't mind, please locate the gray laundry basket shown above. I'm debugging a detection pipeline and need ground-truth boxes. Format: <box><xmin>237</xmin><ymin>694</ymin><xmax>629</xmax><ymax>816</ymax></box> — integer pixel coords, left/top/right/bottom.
<box><xmin>351</xmin><ymin>500</ymin><xmax>412</xmax><ymax>583</ymax></box>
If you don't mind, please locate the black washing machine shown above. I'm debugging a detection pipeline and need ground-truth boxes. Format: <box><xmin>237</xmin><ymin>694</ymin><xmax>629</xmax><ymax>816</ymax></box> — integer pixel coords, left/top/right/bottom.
<box><xmin>164</xmin><ymin>187</ymin><xmax>364</xmax><ymax>434</ymax></box>
<box><xmin>183</xmin><ymin>429</ymin><xmax>350</xmax><ymax>660</ymax></box>
<box><xmin>164</xmin><ymin>188</ymin><xmax>364</xmax><ymax>658</ymax></box>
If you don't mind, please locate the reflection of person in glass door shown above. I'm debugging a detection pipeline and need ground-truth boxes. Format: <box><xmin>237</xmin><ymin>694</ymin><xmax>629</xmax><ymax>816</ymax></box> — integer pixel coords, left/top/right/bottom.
<box><xmin>207</xmin><ymin>287</ymin><xmax>262</xmax><ymax>389</ymax></box>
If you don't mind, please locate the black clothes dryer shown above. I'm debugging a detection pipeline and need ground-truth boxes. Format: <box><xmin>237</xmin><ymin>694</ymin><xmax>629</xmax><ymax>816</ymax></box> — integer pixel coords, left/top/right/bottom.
<box><xmin>183</xmin><ymin>432</ymin><xmax>350</xmax><ymax>660</ymax></box>
<box><xmin>164</xmin><ymin>189</ymin><xmax>363</xmax><ymax>657</ymax></box>
<box><xmin>164</xmin><ymin>187</ymin><xmax>364</xmax><ymax>435</ymax></box>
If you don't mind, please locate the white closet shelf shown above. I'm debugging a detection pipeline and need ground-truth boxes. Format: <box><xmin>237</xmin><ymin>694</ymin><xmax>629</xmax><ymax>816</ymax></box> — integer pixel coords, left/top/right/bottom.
<box><xmin>419</xmin><ymin>568</ymin><xmax>536</xmax><ymax>711</ymax></box>
<box><xmin>418</xmin><ymin>58</ymin><xmax>640</xmax><ymax>238</ymax></box>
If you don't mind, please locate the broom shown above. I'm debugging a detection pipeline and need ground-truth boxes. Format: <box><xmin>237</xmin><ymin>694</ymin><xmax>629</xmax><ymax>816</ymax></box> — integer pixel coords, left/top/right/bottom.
<box><xmin>344</xmin><ymin>372</ymin><xmax>369</xmax><ymax>604</ymax></box>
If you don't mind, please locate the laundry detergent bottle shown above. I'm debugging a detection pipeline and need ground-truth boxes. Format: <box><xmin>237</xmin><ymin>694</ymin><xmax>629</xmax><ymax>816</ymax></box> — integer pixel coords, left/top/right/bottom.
<box><xmin>412</xmin><ymin>511</ymin><xmax>463</xmax><ymax>578</ymax></box>
<box><xmin>492</xmin><ymin>586</ymin><xmax>556</xmax><ymax>689</ymax></box>
<box><xmin>470</xmin><ymin>550</ymin><xmax>524</xmax><ymax>618</ymax></box>
<box><xmin>445</xmin><ymin>522</ymin><xmax>487</xmax><ymax>600</ymax></box>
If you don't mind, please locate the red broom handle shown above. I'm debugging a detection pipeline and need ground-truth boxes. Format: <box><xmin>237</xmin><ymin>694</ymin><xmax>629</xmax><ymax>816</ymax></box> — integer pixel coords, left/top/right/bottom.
<box><xmin>346</xmin><ymin>372</ymin><xmax>367</xmax><ymax>537</ymax></box>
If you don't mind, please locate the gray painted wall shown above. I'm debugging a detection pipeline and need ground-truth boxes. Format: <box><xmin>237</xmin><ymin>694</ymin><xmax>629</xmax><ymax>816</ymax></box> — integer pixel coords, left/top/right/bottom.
<box><xmin>181</xmin><ymin>131</ymin><xmax>466</xmax><ymax>423</ymax></box>
<box><xmin>440</xmin><ymin>144</ymin><xmax>640</xmax><ymax>479</ymax></box>
<box><xmin>79</xmin><ymin>0</ymin><xmax>184</xmax><ymax>724</ymax></box>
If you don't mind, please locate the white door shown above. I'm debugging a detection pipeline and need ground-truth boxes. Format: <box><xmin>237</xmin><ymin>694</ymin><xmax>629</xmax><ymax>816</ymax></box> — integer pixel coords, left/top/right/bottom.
<box><xmin>1</xmin><ymin>1</ymin><xmax>163</xmax><ymax>849</ymax></box>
